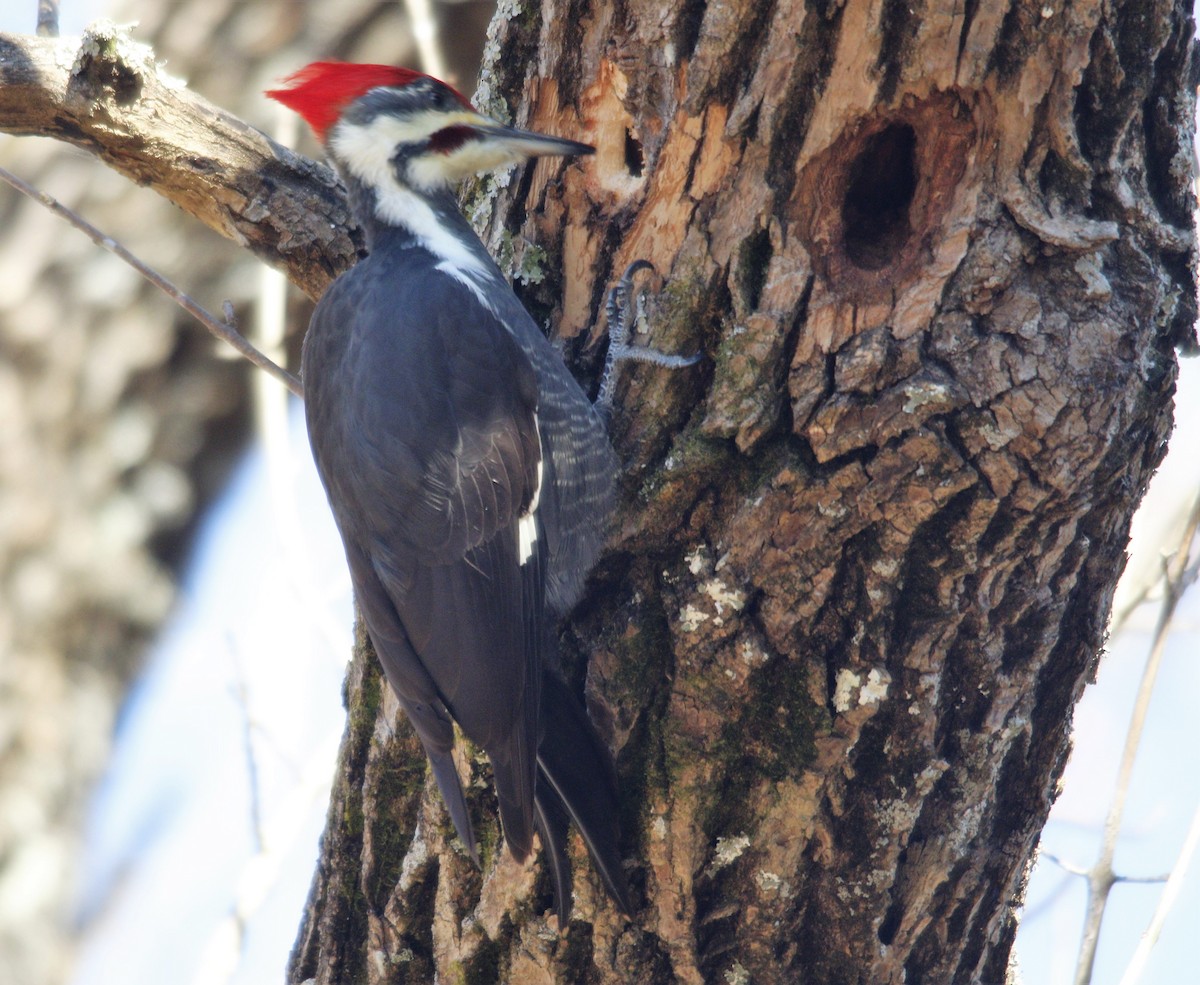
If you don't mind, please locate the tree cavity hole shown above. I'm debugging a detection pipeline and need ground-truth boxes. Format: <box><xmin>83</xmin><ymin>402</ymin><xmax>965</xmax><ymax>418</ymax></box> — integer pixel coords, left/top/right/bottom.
<box><xmin>841</xmin><ymin>123</ymin><xmax>918</xmax><ymax>271</ymax></box>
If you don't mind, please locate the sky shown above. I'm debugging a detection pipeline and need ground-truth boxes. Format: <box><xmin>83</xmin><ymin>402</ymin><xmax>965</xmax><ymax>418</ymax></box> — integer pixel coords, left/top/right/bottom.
<box><xmin>70</xmin><ymin>401</ymin><xmax>350</xmax><ymax>985</ymax></box>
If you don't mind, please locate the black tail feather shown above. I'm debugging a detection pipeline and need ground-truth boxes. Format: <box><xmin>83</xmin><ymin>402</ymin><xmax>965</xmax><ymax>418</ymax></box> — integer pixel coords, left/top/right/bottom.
<box><xmin>425</xmin><ymin>744</ymin><xmax>479</xmax><ymax>864</ymax></box>
<box><xmin>491</xmin><ymin>751</ymin><xmax>536</xmax><ymax>861</ymax></box>
<box><xmin>535</xmin><ymin>785</ymin><xmax>573</xmax><ymax>924</ymax></box>
<box><xmin>536</xmin><ymin>673</ymin><xmax>633</xmax><ymax>917</ymax></box>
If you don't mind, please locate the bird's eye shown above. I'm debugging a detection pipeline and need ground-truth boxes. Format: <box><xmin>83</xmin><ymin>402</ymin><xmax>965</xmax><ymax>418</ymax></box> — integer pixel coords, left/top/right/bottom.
<box><xmin>428</xmin><ymin>125</ymin><xmax>477</xmax><ymax>154</ymax></box>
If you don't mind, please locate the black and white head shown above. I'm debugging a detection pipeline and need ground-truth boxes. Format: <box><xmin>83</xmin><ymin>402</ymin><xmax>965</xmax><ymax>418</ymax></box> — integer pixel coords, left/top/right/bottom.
<box><xmin>267</xmin><ymin>62</ymin><xmax>594</xmax><ymax>205</ymax></box>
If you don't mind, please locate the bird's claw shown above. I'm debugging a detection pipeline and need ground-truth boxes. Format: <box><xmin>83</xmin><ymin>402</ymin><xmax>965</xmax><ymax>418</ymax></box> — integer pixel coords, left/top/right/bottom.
<box><xmin>595</xmin><ymin>260</ymin><xmax>702</xmax><ymax>415</ymax></box>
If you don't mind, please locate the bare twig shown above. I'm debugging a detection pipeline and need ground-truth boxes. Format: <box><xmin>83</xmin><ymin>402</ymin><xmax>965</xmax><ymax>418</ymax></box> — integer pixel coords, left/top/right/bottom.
<box><xmin>0</xmin><ymin>163</ymin><xmax>304</xmax><ymax>398</ymax></box>
<box><xmin>1109</xmin><ymin>575</ymin><xmax>1158</xmax><ymax>637</ymax></box>
<box><xmin>227</xmin><ymin>638</ymin><xmax>266</xmax><ymax>855</ymax></box>
<box><xmin>1043</xmin><ymin>853</ymin><xmax>1169</xmax><ymax>886</ymax></box>
<box><xmin>1118</xmin><ymin>800</ymin><xmax>1200</xmax><ymax>985</ymax></box>
<box><xmin>1073</xmin><ymin>490</ymin><xmax>1200</xmax><ymax>985</ymax></box>
<box><xmin>402</xmin><ymin>0</ymin><xmax>448</xmax><ymax>79</ymax></box>
<box><xmin>1041</xmin><ymin>852</ymin><xmax>1090</xmax><ymax>878</ymax></box>
<box><xmin>35</xmin><ymin>0</ymin><xmax>58</xmax><ymax>37</ymax></box>
<box><xmin>1114</xmin><ymin>872</ymin><xmax>1171</xmax><ymax>885</ymax></box>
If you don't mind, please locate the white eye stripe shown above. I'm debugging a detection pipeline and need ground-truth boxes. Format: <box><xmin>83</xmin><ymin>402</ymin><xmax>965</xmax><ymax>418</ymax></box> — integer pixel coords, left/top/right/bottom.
<box><xmin>330</xmin><ymin>120</ymin><xmax>493</xmax><ymax>290</ymax></box>
<box><xmin>336</xmin><ymin>109</ymin><xmax>481</xmax><ymax>152</ymax></box>
<box><xmin>332</xmin><ymin>111</ymin><xmax>525</xmax><ymax>195</ymax></box>
<box><xmin>407</xmin><ymin>142</ymin><xmax>526</xmax><ymax>190</ymax></box>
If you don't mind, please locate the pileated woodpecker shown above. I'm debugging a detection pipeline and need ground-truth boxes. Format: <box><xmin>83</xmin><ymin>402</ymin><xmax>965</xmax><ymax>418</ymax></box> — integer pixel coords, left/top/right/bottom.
<box><xmin>267</xmin><ymin>63</ymin><xmax>630</xmax><ymax>919</ymax></box>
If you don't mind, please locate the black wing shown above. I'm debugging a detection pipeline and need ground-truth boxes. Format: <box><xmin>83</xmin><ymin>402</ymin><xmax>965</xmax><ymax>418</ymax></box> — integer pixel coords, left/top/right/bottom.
<box><xmin>488</xmin><ymin>290</ymin><xmax>621</xmax><ymax>614</ymax></box>
<box><xmin>303</xmin><ymin>256</ymin><xmax>544</xmax><ymax>857</ymax></box>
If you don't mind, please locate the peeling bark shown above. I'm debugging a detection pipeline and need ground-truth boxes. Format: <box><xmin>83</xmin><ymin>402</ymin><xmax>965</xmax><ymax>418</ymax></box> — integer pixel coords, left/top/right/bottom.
<box><xmin>2</xmin><ymin>2</ymin><xmax>1194</xmax><ymax>983</ymax></box>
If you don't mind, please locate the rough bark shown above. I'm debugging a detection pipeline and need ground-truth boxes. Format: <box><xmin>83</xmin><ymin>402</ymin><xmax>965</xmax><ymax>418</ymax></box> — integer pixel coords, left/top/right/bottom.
<box><xmin>2</xmin><ymin>1</ymin><xmax>1193</xmax><ymax>982</ymax></box>
<box><xmin>289</xmin><ymin>1</ymin><xmax>1194</xmax><ymax>983</ymax></box>
<box><xmin>292</xmin><ymin>0</ymin><xmax>1198</xmax><ymax>981</ymax></box>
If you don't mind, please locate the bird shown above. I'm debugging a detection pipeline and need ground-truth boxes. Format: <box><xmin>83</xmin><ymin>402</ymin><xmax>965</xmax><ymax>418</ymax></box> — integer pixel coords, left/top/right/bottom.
<box><xmin>266</xmin><ymin>62</ymin><xmax>630</xmax><ymax>921</ymax></box>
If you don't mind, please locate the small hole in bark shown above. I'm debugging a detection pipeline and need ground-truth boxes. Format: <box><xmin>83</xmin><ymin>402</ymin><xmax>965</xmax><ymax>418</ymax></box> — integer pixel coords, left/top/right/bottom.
<box><xmin>624</xmin><ymin>129</ymin><xmax>644</xmax><ymax>177</ymax></box>
<box><xmin>878</xmin><ymin>899</ymin><xmax>903</xmax><ymax>945</ymax></box>
<box><xmin>738</xmin><ymin>228</ymin><xmax>773</xmax><ymax>311</ymax></box>
<box><xmin>841</xmin><ymin>123</ymin><xmax>918</xmax><ymax>271</ymax></box>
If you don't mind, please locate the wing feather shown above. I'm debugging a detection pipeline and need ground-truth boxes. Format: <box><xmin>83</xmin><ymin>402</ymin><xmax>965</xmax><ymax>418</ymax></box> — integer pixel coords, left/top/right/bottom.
<box><xmin>303</xmin><ymin>254</ymin><xmax>543</xmax><ymax>858</ymax></box>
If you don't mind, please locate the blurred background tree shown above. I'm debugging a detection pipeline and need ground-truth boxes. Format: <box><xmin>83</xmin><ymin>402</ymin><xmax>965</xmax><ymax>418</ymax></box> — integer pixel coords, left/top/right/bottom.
<box><xmin>0</xmin><ymin>3</ymin><xmax>493</xmax><ymax>982</ymax></box>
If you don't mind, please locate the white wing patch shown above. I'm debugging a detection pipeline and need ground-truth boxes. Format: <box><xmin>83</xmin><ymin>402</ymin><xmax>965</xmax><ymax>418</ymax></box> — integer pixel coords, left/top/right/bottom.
<box><xmin>518</xmin><ymin>421</ymin><xmax>543</xmax><ymax>566</ymax></box>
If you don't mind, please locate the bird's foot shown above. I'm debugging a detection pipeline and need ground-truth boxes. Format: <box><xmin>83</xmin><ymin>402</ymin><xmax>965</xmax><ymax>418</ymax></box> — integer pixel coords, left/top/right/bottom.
<box><xmin>595</xmin><ymin>260</ymin><xmax>702</xmax><ymax>416</ymax></box>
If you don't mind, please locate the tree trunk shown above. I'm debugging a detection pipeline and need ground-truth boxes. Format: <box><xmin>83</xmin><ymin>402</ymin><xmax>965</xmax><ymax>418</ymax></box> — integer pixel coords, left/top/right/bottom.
<box><xmin>2</xmin><ymin>0</ymin><xmax>1193</xmax><ymax>981</ymax></box>
<box><xmin>289</xmin><ymin>1</ymin><xmax>1197</xmax><ymax>983</ymax></box>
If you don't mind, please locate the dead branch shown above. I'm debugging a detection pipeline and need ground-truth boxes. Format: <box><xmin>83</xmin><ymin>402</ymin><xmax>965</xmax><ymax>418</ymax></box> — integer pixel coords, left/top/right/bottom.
<box><xmin>0</xmin><ymin>24</ymin><xmax>359</xmax><ymax>300</ymax></box>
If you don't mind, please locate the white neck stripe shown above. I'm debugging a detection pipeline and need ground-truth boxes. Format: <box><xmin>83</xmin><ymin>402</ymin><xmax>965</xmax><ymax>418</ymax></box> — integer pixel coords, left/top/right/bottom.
<box><xmin>329</xmin><ymin>118</ymin><xmax>497</xmax><ymax>311</ymax></box>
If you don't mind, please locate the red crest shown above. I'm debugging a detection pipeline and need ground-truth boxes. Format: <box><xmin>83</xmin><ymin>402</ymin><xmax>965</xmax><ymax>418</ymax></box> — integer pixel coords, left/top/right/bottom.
<box><xmin>266</xmin><ymin>62</ymin><xmax>471</xmax><ymax>141</ymax></box>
